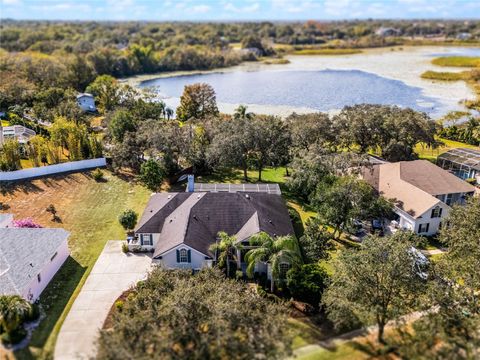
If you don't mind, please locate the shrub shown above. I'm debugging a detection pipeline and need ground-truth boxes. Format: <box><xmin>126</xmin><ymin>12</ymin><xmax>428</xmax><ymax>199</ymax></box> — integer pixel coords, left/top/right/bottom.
<box><xmin>92</xmin><ymin>168</ymin><xmax>104</xmax><ymax>181</ymax></box>
<box><xmin>287</xmin><ymin>263</ymin><xmax>329</xmax><ymax>307</ymax></box>
<box><xmin>114</xmin><ymin>300</ymin><xmax>124</xmax><ymax>312</ymax></box>
<box><xmin>121</xmin><ymin>242</ymin><xmax>129</xmax><ymax>253</ymax></box>
<box><xmin>139</xmin><ymin>159</ymin><xmax>165</xmax><ymax>191</ymax></box>
<box><xmin>118</xmin><ymin>209</ymin><xmax>138</xmax><ymax>231</ymax></box>
<box><xmin>97</xmin><ymin>268</ymin><xmax>292</xmax><ymax>359</ymax></box>
<box><xmin>1</xmin><ymin>327</ymin><xmax>27</xmax><ymax>345</ymax></box>
<box><xmin>13</xmin><ymin>218</ymin><xmax>43</xmax><ymax>228</ymax></box>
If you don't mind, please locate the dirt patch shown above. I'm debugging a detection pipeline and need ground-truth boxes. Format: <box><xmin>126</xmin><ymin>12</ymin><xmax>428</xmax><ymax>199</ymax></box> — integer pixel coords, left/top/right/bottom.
<box><xmin>0</xmin><ymin>172</ymin><xmax>95</xmax><ymax>227</ymax></box>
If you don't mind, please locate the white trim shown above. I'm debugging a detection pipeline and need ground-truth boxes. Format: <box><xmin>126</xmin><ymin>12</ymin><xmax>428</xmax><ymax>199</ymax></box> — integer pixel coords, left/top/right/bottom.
<box><xmin>154</xmin><ymin>243</ymin><xmax>210</xmax><ymax>259</ymax></box>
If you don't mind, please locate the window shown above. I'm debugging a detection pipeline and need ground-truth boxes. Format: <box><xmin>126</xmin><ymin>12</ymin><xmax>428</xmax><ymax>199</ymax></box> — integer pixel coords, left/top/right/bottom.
<box><xmin>431</xmin><ymin>206</ymin><xmax>442</xmax><ymax>218</ymax></box>
<box><xmin>279</xmin><ymin>263</ymin><xmax>290</xmax><ymax>278</ymax></box>
<box><xmin>37</xmin><ymin>273</ymin><xmax>41</xmax><ymax>283</ymax></box>
<box><xmin>445</xmin><ymin>194</ymin><xmax>453</xmax><ymax>206</ymax></box>
<box><xmin>179</xmin><ymin>249</ymin><xmax>189</xmax><ymax>263</ymax></box>
<box><xmin>141</xmin><ymin>234</ymin><xmax>153</xmax><ymax>246</ymax></box>
<box><xmin>418</xmin><ymin>223</ymin><xmax>430</xmax><ymax>233</ymax></box>
<box><xmin>51</xmin><ymin>252</ymin><xmax>58</xmax><ymax>262</ymax></box>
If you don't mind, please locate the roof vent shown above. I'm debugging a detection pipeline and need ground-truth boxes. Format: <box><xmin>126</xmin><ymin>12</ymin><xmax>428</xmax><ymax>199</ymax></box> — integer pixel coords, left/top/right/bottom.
<box><xmin>245</xmin><ymin>194</ymin><xmax>250</xmax><ymax>199</ymax></box>
<box><xmin>167</xmin><ymin>195</ymin><xmax>172</xmax><ymax>199</ymax></box>
<box><xmin>197</xmin><ymin>194</ymin><xmax>201</xmax><ymax>199</ymax></box>
<box><xmin>193</xmin><ymin>215</ymin><xmax>198</xmax><ymax>220</ymax></box>
<box><xmin>268</xmin><ymin>219</ymin><xmax>272</xmax><ymax>224</ymax></box>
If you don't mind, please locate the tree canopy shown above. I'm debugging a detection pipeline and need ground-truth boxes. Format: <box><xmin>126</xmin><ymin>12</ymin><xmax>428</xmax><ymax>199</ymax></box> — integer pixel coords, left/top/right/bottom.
<box><xmin>97</xmin><ymin>268</ymin><xmax>292</xmax><ymax>360</ymax></box>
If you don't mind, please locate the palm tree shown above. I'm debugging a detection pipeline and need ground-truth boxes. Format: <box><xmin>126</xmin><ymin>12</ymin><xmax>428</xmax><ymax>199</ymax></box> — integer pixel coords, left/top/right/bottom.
<box><xmin>233</xmin><ymin>105</ymin><xmax>253</xmax><ymax>120</ymax></box>
<box><xmin>0</xmin><ymin>295</ymin><xmax>32</xmax><ymax>335</ymax></box>
<box><xmin>209</xmin><ymin>232</ymin><xmax>242</xmax><ymax>277</ymax></box>
<box><xmin>245</xmin><ymin>232</ymin><xmax>302</xmax><ymax>292</ymax></box>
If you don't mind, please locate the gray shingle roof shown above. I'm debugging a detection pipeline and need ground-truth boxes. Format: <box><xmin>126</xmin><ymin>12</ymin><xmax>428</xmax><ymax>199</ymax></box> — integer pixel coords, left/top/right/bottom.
<box><xmin>135</xmin><ymin>191</ymin><xmax>294</xmax><ymax>258</ymax></box>
<box><xmin>0</xmin><ymin>228</ymin><xmax>70</xmax><ymax>296</ymax></box>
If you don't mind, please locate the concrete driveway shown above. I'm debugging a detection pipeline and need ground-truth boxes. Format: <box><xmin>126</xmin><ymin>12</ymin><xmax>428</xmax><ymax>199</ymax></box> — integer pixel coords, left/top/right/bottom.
<box><xmin>54</xmin><ymin>241</ymin><xmax>153</xmax><ymax>360</ymax></box>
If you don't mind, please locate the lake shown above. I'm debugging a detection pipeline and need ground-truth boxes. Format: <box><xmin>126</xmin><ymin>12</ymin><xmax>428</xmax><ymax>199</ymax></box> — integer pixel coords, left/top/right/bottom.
<box><xmin>136</xmin><ymin>46</ymin><xmax>479</xmax><ymax>118</ymax></box>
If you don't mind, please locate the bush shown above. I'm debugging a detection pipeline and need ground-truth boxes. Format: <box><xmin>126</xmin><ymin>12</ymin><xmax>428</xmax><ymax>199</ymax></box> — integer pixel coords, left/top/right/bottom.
<box><xmin>118</xmin><ymin>209</ymin><xmax>138</xmax><ymax>231</ymax></box>
<box><xmin>139</xmin><ymin>159</ymin><xmax>165</xmax><ymax>191</ymax></box>
<box><xmin>114</xmin><ymin>300</ymin><xmax>124</xmax><ymax>312</ymax></box>
<box><xmin>287</xmin><ymin>263</ymin><xmax>329</xmax><ymax>307</ymax></box>
<box><xmin>121</xmin><ymin>242</ymin><xmax>129</xmax><ymax>253</ymax></box>
<box><xmin>92</xmin><ymin>168</ymin><xmax>104</xmax><ymax>181</ymax></box>
<box><xmin>1</xmin><ymin>327</ymin><xmax>27</xmax><ymax>345</ymax></box>
<box><xmin>13</xmin><ymin>218</ymin><xmax>43</xmax><ymax>228</ymax></box>
<box><xmin>97</xmin><ymin>268</ymin><xmax>292</xmax><ymax>359</ymax></box>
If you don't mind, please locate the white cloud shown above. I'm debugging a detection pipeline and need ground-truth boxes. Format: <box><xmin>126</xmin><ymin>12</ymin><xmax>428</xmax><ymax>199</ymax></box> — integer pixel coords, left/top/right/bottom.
<box><xmin>191</xmin><ymin>4</ymin><xmax>211</xmax><ymax>13</ymax></box>
<box><xmin>2</xmin><ymin>0</ymin><xmax>21</xmax><ymax>4</ymax></box>
<box><xmin>224</xmin><ymin>2</ymin><xmax>260</xmax><ymax>13</ymax></box>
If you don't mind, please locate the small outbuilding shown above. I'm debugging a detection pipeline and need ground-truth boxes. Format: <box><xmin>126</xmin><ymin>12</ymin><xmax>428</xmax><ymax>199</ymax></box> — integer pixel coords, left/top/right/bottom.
<box><xmin>437</xmin><ymin>148</ymin><xmax>480</xmax><ymax>183</ymax></box>
<box><xmin>76</xmin><ymin>93</ymin><xmax>96</xmax><ymax>112</ymax></box>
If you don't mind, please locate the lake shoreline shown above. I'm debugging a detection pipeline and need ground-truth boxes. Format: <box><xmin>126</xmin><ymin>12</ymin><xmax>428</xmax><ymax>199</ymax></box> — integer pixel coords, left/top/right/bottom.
<box><xmin>125</xmin><ymin>45</ymin><xmax>479</xmax><ymax>119</ymax></box>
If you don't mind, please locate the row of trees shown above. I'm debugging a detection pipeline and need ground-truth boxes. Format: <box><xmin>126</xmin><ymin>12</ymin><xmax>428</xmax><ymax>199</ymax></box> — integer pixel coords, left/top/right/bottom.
<box><xmin>0</xmin><ymin>116</ymin><xmax>102</xmax><ymax>171</ymax></box>
<box><xmin>108</xmin><ymin>83</ymin><xmax>438</xmax><ymax>192</ymax></box>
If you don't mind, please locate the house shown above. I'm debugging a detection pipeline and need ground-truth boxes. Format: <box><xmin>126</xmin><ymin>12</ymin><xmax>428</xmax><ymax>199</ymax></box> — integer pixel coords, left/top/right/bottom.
<box><xmin>362</xmin><ymin>160</ymin><xmax>475</xmax><ymax>236</ymax></box>
<box><xmin>76</xmin><ymin>93</ymin><xmax>96</xmax><ymax>112</ymax></box>
<box><xmin>375</xmin><ymin>27</ymin><xmax>401</xmax><ymax>37</ymax></box>
<box><xmin>0</xmin><ymin>222</ymin><xmax>70</xmax><ymax>302</ymax></box>
<box><xmin>437</xmin><ymin>148</ymin><xmax>480</xmax><ymax>184</ymax></box>
<box><xmin>131</xmin><ymin>182</ymin><xmax>294</xmax><ymax>273</ymax></box>
<box><xmin>2</xmin><ymin>125</ymin><xmax>36</xmax><ymax>144</ymax></box>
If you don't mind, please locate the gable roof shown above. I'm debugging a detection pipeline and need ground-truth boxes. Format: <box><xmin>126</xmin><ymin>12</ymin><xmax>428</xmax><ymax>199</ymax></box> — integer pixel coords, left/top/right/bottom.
<box><xmin>0</xmin><ymin>228</ymin><xmax>69</xmax><ymax>297</ymax></box>
<box><xmin>398</xmin><ymin>160</ymin><xmax>475</xmax><ymax>195</ymax></box>
<box><xmin>362</xmin><ymin>160</ymin><xmax>477</xmax><ymax>218</ymax></box>
<box><xmin>135</xmin><ymin>191</ymin><xmax>294</xmax><ymax>258</ymax></box>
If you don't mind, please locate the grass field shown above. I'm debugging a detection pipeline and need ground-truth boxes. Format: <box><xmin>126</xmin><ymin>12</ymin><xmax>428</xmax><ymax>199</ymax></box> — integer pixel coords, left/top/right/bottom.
<box><xmin>1</xmin><ymin>170</ymin><xmax>151</xmax><ymax>359</ymax></box>
<box><xmin>416</xmin><ymin>137</ymin><xmax>480</xmax><ymax>161</ymax></box>
<box><xmin>421</xmin><ymin>70</ymin><xmax>468</xmax><ymax>81</ymax></box>
<box><xmin>292</xmin><ymin>48</ymin><xmax>362</xmax><ymax>56</ymax></box>
<box><xmin>432</xmin><ymin>56</ymin><xmax>480</xmax><ymax>67</ymax></box>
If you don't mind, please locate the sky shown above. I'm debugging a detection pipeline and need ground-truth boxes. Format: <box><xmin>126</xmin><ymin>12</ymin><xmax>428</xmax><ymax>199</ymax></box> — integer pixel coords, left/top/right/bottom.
<box><xmin>1</xmin><ymin>0</ymin><xmax>479</xmax><ymax>21</ymax></box>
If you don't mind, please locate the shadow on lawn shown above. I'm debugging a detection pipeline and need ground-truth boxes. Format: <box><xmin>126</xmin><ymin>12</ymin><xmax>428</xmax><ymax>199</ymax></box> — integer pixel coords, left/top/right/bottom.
<box><xmin>15</xmin><ymin>256</ymin><xmax>86</xmax><ymax>360</ymax></box>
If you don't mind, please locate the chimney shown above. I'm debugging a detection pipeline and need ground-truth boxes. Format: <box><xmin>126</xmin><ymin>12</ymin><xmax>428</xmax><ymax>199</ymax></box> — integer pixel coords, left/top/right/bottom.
<box><xmin>187</xmin><ymin>174</ymin><xmax>195</xmax><ymax>192</ymax></box>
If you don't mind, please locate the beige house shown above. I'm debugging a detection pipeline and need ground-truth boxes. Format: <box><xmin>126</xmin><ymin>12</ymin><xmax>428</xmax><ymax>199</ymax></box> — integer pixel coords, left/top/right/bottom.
<box><xmin>363</xmin><ymin>160</ymin><xmax>475</xmax><ymax>236</ymax></box>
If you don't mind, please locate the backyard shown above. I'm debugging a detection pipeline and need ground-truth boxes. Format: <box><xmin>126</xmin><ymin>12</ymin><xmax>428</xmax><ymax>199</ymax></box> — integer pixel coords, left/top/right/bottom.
<box><xmin>416</xmin><ymin>137</ymin><xmax>480</xmax><ymax>161</ymax></box>
<box><xmin>0</xmin><ymin>170</ymin><xmax>151</xmax><ymax>359</ymax></box>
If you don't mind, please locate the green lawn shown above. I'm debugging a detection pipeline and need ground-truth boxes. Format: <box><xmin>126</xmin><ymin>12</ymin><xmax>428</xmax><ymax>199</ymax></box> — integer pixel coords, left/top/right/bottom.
<box><xmin>8</xmin><ymin>171</ymin><xmax>151</xmax><ymax>359</ymax></box>
<box><xmin>431</xmin><ymin>56</ymin><xmax>480</xmax><ymax>67</ymax></box>
<box><xmin>289</xmin><ymin>318</ymin><xmax>367</xmax><ymax>360</ymax></box>
<box><xmin>416</xmin><ymin>137</ymin><xmax>480</xmax><ymax>161</ymax></box>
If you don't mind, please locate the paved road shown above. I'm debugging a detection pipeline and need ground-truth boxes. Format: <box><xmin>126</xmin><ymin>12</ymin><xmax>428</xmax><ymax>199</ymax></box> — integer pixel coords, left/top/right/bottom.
<box><xmin>54</xmin><ymin>241</ymin><xmax>153</xmax><ymax>360</ymax></box>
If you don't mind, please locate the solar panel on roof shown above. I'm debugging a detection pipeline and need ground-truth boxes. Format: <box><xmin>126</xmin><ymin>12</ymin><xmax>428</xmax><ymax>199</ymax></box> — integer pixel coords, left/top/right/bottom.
<box><xmin>191</xmin><ymin>183</ymin><xmax>282</xmax><ymax>194</ymax></box>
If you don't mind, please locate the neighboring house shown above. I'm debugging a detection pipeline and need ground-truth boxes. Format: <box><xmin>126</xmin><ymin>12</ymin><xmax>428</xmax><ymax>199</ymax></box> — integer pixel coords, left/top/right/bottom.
<box><xmin>375</xmin><ymin>27</ymin><xmax>401</xmax><ymax>37</ymax></box>
<box><xmin>457</xmin><ymin>32</ymin><xmax>472</xmax><ymax>40</ymax></box>
<box><xmin>131</xmin><ymin>183</ymin><xmax>294</xmax><ymax>274</ymax></box>
<box><xmin>76</xmin><ymin>93</ymin><xmax>96</xmax><ymax>112</ymax></box>
<box><xmin>2</xmin><ymin>125</ymin><xmax>36</xmax><ymax>144</ymax></box>
<box><xmin>362</xmin><ymin>160</ymin><xmax>475</xmax><ymax>236</ymax></box>
<box><xmin>437</xmin><ymin>148</ymin><xmax>480</xmax><ymax>183</ymax></box>
<box><xmin>0</xmin><ymin>222</ymin><xmax>70</xmax><ymax>302</ymax></box>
